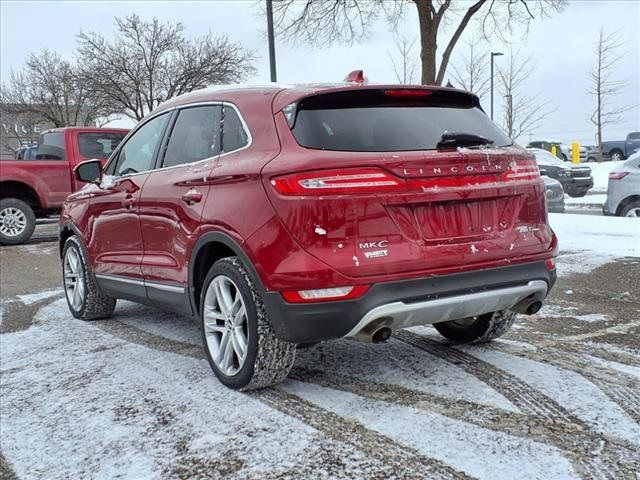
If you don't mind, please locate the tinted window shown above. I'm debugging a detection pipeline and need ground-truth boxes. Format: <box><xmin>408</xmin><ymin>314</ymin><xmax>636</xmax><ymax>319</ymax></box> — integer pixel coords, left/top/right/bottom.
<box><xmin>113</xmin><ymin>113</ymin><xmax>170</xmax><ymax>176</ymax></box>
<box><xmin>222</xmin><ymin>105</ymin><xmax>249</xmax><ymax>153</ymax></box>
<box><xmin>290</xmin><ymin>90</ymin><xmax>511</xmax><ymax>152</ymax></box>
<box><xmin>163</xmin><ymin>106</ymin><xmax>222</xmax><ymax>168</ymax></box>
<box><xmin>78</xmin><ymin>132</ymin><xmax>127</xmax><ymax>159</ymax></box>
<box><xmin>36</xmin><ymin>132</ymin><xmax>65</xmax><ymax>160</ymax></box>
<box><xmin>628</xmin><ymin>132</ymin><xmax>640</xmax><ymax>140</ymax></box>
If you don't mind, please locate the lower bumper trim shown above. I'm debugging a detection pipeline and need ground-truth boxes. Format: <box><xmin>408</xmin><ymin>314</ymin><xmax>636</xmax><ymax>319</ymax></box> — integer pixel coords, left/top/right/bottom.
<box><xmin>345</xmin><ymin>280</ymin><xmax>547</xmax><ymax>339</ymax></box>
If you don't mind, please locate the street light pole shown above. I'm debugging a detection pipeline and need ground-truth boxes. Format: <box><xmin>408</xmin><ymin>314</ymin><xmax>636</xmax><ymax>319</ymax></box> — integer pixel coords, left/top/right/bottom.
<box><xmin>266</xmin><ymin>0</ymin><xmax>277</xmax><ymax>82</ymax></box>
<box><xmin>490</xmin><ymin>52</ymin><xmax>504</xmax><ymax>121</ymax></box>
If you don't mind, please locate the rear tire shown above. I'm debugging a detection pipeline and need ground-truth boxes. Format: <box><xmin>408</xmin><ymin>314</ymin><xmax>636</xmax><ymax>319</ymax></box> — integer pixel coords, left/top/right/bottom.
<box><xmin>62</xmin><ymin>236</ymin><xmax>116</xmax><ymax>320</ymax></box>
<box><xmin>610</xmin><ymin>149</ymin><xmax>623</xmax><ymax>162</ymax></box>
<box><xmin>433</xmin><ymin>310</ymin><xmax>517</xmax><ymax>343</ymax></box>
<box><xmin>568</xmin><ymin>190</ymin><xmax>588</xmax><ymax>198</ymax></box>
<box><xmin>200</xmin><ymin>257</ymin><xmax>296</xmax><ymax>391</ymax></box>
<box><xmin>620</xmin><ymin>200</ymin><xmax>640</xmax><ymax>218</ymax></box>
<box><xmin>0</xmin><ymin>198</ymin><xmax>36</xmax><ymax>245</ymax></box>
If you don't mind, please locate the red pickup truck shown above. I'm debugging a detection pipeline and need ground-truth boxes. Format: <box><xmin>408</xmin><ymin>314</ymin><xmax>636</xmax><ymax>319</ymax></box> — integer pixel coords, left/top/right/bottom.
<box><xmin>0</xmin><ymin>127</ymin><xmax>129</xmax><ymax>244</ymax></box>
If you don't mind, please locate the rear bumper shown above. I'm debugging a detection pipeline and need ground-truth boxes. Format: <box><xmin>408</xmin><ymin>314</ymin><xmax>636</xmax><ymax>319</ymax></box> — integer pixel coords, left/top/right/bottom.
<box><xmin>263</xmin><ymin>260</ymin><xmax>556</xmax><ymax>343</ymax></box>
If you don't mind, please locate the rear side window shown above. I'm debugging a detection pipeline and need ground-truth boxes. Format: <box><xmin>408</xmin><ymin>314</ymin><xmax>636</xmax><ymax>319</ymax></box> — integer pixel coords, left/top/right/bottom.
<box><xmin>36</xmin><ymin>132</ymin><xmax>65</xmax><ymax>160</ymax></box>
<box><xmin>163</xmin><ymin>106</ymin><xmax>222</xmax><ymax>168</ymax></box>
<box><xmin>290</xmin><ymin>90</ymin><xmax>511</xmax><ymax>152</ymax></box>
<box><xmin>222</xmin><ymin>105</ymin><xmax>249</xmax><ymax>153</ymax></box>
<box><xmin>78</xmin><ymin>132</ymin><xmax>127</xmax><ymax>159</ymax></box>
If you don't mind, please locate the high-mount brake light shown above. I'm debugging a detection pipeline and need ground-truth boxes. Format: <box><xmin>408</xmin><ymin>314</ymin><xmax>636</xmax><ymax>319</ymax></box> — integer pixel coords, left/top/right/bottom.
<box><xmin>281</xmin><ymin>285</ymin><xmax>370</xmax><ymax>303</ymax></box>
<box><xmin>271</xmin><ymin>168</ymin><xmax>405</xmax><ymax>196</ymax></box>
<box><xmin>384</xmin><ymin>89</ymin><xmax>433</xmax><ymax>97</ymax></box>
<box><xmin>609</xmin><ymin>171</ymin><xmax>628</xmax><ymax>180</ymax></box>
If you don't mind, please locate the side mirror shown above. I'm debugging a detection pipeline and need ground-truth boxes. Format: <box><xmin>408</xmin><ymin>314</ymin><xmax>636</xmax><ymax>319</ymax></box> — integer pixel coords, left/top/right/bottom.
<box><xmin>539</xmin><ymin>168</ymin><xmax>547</xmax><ymax>176</ymax></box>
<box><xmin>75</xmin><ymin>160</ymin><xmax>102</xmax><ymax>184</ymax></box>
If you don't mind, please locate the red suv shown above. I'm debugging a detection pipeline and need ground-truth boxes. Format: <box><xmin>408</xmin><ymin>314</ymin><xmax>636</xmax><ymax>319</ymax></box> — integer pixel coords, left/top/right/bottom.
<box><xmin>60</xmin><ymin>83</ymin><xmax>557</xmax><ymax>390</ymax></box>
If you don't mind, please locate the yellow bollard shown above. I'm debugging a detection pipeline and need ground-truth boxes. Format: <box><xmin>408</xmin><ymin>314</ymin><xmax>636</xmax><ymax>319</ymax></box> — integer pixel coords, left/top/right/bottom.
<box><xmin>551</xmin><ymin>145</ymin><xmax>557</xmax><ymax>157</ymax></box>
<box><xmin>571</xmin><ymin>142</ymin><xmax>580</xmax><ymax>164</ymax></box>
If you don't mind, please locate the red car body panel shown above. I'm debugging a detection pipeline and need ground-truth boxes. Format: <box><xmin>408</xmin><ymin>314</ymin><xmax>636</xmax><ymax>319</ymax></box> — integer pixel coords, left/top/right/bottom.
<box><xmin>61</xmin><ymin>85</ymin><xmax>557</xmax><ymax>335</ymax></box>
<box><xmin>1</xmin><ymin>127</ymin><xmax>129</xmax><ymax>211</ymax></box>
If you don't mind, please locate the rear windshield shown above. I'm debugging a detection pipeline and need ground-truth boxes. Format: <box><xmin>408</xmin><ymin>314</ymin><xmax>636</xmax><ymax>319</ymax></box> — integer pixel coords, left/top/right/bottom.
<box><xmin>290</xmin><ymin>90</ymin><xmax>512</xmax><ymax>152</ymax></box>
<box><xmin>36</xmin><ymin>132</ymin><xmax>66</xmax><ymax>160</ymax></box>
<box><xmin>78</xmin><ymin>132</ymin><xmax>127</xmax><ymax>159</ymax></box>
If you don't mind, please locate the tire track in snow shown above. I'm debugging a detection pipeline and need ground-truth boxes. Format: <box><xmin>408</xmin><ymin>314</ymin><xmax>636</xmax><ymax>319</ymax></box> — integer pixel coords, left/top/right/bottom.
<box><xmin>290</xmin><ymin>368</ymin><xmax>640</xmax><ymax>480</ymax></box>
<box><xmin>394</xmin><ymin>330</ymin><xmax>581</xmax><ymax>423</ymax></box>
<box><xmin>394</xmin><ymin>331</ymin><xmax>640</xmax><ymax>478</ymax></box>
<box><xmin>92</xmin><ymin>319</ymin><xmax>469</xmax><ymax>478</ymax></box>
<box><xmin>255</xmin><ymin>388</ymin><xmax>470</xmax><ymax>480</ymax></box>
<box><xmin>480</xmin><ymin>341</ymin><xmax>640</xmax><ymax>424</ymax></box>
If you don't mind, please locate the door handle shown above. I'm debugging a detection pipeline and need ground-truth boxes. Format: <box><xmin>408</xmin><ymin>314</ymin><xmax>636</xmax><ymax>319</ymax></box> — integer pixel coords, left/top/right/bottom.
<box><xmin>123</xmin><ymin>194</ymin><xmax>136</xmax><ymax>210</ymax></box>
<box><xmin>181</xmin><ymin>190</ymin><xmax>203</xmax><ymax>205</ymax></box>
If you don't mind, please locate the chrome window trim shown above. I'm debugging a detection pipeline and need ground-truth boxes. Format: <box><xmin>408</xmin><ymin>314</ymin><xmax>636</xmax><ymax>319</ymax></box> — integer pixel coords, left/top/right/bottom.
<box><xmin>103</xmin><ymin>101</ymin><xmax>253</xmax><ymax>180</ymax></box>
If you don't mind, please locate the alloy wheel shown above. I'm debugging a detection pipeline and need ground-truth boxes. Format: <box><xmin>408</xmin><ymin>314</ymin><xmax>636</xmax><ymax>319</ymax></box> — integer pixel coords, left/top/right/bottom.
<box><xmin>625</xmin><ymin>207</ymin><xmax>640</xmax><ymax>218</ymax></box>
<box><xmin>203</xmin><ymin>275</ymin><xmax>249</xmax><ymax>376</ymax></box>
<box><xmin>64</xmin><ymin>247</ymin><xmax>85</xmax><ymax>311</ymax></box>
<box><xmin>0</xmin><ymin>207</ymin><xmax>27</xmax><ymax>237</ymax></box>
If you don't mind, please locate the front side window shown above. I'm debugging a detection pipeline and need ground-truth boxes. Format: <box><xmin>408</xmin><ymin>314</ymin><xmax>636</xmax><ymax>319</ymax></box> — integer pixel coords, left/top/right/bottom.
<box><xmin>112</xmin><ymin>113</ymin><xmax>170</xmax><ymax>176</ymax></box>
<box><xmin>222</xmin><ymin>105</ymin><xmax>249</xmax><ymax>153</ymax></box>
<box><xmin>35</xmin><ymin>132</ymin><xmax>66</xmax><ymax>160</ymax></box>
<box><xmin>78</xmin><ymin>132</ymin><xmax>127</xmax><ymax>159</ymax></box>
<box><xmin>162</xmin><ymin>106</ymin><xmax>222</xmax><ymax>168</ymax></box>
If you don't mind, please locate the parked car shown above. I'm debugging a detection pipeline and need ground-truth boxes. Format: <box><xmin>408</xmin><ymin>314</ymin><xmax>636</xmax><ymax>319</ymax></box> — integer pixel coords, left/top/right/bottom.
<box><xmin>528</xmin><ymin>148</ymin><xmax>593</xmax><ymax>197</ymax></box>
<box><xmin>542</xmin><ymin>176</ymin><xmax>565</xmax><ymax>213</ymax></box>
<box><xmin>601</xmin><ymin>132</ymin><xmax>640</xmax><ymax>161</ymax></box>
<box><xmin>584</xmin><ymin>145</ymin><xmax>602</xmax><ymax>162</ymax></box>
<box><xmin>60</xmin><ymin>83</ymin><xmax>557</xmax><ymax>391</ymax></box>
<box><xmin>603</xmin><ymin>151</ymin><xmax>640</xmax><ymax>217</ymax></box>
<box><xmin>527</xmin><ymin>140</ymin><xmax>586</xmax><ymax>162</ymax></box>
<box><xmin>0</xmin><ymin>127</ymin><xmax>128</xmax><ymax>244</ymax></box>
<box><xmin>15</xmin><ymin>145</ymin><xmax>38</xmax><ymax>160</ymax></box>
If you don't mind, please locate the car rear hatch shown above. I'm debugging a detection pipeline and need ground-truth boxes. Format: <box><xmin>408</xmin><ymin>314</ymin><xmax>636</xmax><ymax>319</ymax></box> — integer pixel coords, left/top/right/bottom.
<box><xmin>263</xmin><ymin>87</ymin><xmax>554</xmax><ymax>278</ymax></box>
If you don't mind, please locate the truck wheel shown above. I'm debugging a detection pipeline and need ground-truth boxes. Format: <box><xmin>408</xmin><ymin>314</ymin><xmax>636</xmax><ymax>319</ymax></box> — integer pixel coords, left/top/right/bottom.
<box><xmin>0</xmin><ymin>198</ymin><xmax>36</xmax><ymax>245</ymax></box>
<box><xmin>62</xmin><ymin>236</ymin><xmax>116</xmax><ymax>320</ymax></box>
<box><xmin>200</xmin><ymin>257</ymin><xmax>296</xmax><ymax>391</ymax></box>
<box><xmin>433</xmin><ymin>310</ymin><xmax>517</xmax><ymax>344</ymax></box>
<box><xmin>610</xmin><ymin>149</ymin><xmax>623</xmax><ymax>162</ymax></box>
<box><xmin>620</xmin><ymin>201</ymin><xmax>640</xmax><ymax>218</ymax></box>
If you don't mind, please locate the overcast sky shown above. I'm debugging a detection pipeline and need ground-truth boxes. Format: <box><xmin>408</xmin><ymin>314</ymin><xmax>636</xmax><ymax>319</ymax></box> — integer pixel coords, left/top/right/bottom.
<box><xmin>1</xmin><ymin>0</ymin><xmax>638</xmax><ymax>144</ymax></box>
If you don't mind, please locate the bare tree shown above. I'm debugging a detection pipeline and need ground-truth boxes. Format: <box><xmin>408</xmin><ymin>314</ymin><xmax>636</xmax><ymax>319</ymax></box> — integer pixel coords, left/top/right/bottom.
<box><xmin>388</xmin><ymin>32</ymin><xmax>418</xmax><ymax>84</ymax></box>
<box><xmin>271</xmin><ymin>0</ymin><xmax>566</xmax><ymax>85</ymax></box>
<box><xmin>449</xmin><ymin>36</ymin><xmax>490</xmax><ymax>98</ymax></box>
<box><xmin>0</xmin><ymin>50</ymin><xmax>106</xmax><ymax>128</ymax></box>
<box><xmin>77</xmin><ymin>14</ymin><xmax>257</xmax><ymax>121</ymax></box>
<box><xmin>587</xmin><ymin>28</ymin><xmax>634</xmax><ymax>159</ymax></box>
<box><xmin>497</xmin><ymin>50</ymin><xmax>551</xmax><ymax>140</ymax></box>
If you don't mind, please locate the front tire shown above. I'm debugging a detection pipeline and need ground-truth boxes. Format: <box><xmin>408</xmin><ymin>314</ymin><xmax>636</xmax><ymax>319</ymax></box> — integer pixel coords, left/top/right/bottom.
<box><xmin>0</xmin><ymin>198</ymin><xmax>36</xmax><ymax>245</ymax></box>
<box><xmin>433</xmin><ymin>310</ymin><xmax>517</xmax><ymax>343</ymax></box>
<box><xmin>200</xmin><ymin>257</ymin><xmax>296</xmax><ymax>391</ymax></box>
<box><xmin>62</xmin><ymin>236</ymin><xmax>116</xmax><ymax>320</ymax></box>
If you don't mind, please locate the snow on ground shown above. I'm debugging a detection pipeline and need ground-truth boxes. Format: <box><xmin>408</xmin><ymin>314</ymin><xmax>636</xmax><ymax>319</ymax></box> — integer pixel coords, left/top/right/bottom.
<box><xmin>548</xmin><ymin>213</ymin><xmax>640</xmax><ymax>275</ymax></box>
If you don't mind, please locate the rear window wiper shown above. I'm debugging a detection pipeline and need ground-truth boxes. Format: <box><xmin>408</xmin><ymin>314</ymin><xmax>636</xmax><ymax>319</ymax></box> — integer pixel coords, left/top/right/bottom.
<box><xmin>437</xmin><ymin>132</ymin><xmax>494</xmax><ymax>150</ymax></box>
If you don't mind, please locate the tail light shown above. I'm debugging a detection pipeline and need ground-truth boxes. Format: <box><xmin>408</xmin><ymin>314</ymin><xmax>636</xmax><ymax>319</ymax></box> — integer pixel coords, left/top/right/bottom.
<box><xmin>609</xmin><ymin>171</ymin><xmax>628</xmax><ymax>180</ymax></box>
<box><xmin>271</xmin><ymin>168</ymin><xmax>405</xmax><ymax>196</ymax></box>
<box><xmin>545</xmin><ymin>258</ymin><xmax>556</xmax><ymax>270</ymax></box>
<box><xmin>281</xmin><ymin>285</ymin><xmax>370</xmax><ymax>303</ymax></box>
<box><xmin>503</xmin><ymin>158</ymin><xmax>541</xmax><ymax>182</ymax></box>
